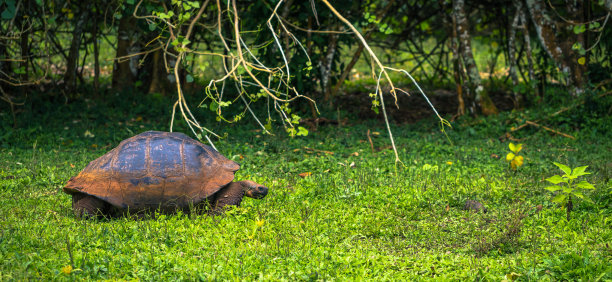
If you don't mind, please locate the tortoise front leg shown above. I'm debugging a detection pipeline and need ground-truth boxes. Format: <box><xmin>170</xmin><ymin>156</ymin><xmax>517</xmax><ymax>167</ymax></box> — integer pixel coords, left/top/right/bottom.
<box><xmin>72</xmin><ymin>193</ymin><xmax>108</xmax><ymax>218</ymax></box>
<box><xmin>210</xmin><ymin>182</ymin><xmax>245</xmax><ymax>214</ymax></box>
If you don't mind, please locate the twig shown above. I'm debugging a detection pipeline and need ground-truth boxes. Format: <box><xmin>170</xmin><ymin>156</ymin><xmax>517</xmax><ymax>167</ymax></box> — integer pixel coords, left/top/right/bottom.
<box><xmin>525</xmin><ymin>120</ymin><xmax>575</xmax><ymax>139</ymax></box>
<box><xmin>366</xmin><ymin>129</ymin><xmax>375</xmax><ymax>153</ymax></box>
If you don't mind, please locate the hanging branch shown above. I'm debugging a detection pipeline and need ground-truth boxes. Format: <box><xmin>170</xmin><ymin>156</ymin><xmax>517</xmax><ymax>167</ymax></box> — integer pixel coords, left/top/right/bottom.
<box><xmin>136</xmin><ymin>0</ymin><xmax>446</xmax><ymax>163</ymax></box>
<box><xmin>320</xmin><ymin>0</ymin><xmax>449</xmax><ymax>164</ymax></box>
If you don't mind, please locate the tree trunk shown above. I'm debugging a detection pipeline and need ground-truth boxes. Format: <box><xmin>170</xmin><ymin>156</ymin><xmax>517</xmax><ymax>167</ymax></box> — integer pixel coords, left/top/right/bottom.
<box><xmin>519</xmin><ymin>6</ymin><xmax>539</xmax><ymax>101</ymax></box>
<box><xmin>112</xmin><ymin>15</ymin><xmax>137</xmax><ymax>90</ymax></box>
<box><xmin>19</xmin><ymin>0</ymin><xmax>30</xmax><ymax>84</ymax></box>
<box><xmin>92</xmin><ymin>4</ymin><xmax>100</xmax><ymax>95</ymax></box>
<box><xmin>508</xmin><ymin>0</ymin><xmax>522</xmax><ymax>109</ymax></box>
<box><xmin>321</xmin><ymin>31</ymin><xmax>339</xmax><ymax>103</ymax></box>
<box><xmin>445</xmin><ymin>0</ymin><xmax>466</xmax><ymax>117</ymax></box>
<box><xmin>525</xmin><ymin>0</ymin><xmax>587</xmax><ymax>95</ymax></box>
<box><xmin>146</xmin><ymin>49</ymin><xmax>175</xmax><ymax>95</ymax></box>
<box><xmin>453</xmin><ymin>0</ymin><xmax>498</xmax><ymax>116</ymax></box>
<box><xmin>64</xmin><ymin>8</ymin><xmax>88</xmax><ymax>92</ymax></box>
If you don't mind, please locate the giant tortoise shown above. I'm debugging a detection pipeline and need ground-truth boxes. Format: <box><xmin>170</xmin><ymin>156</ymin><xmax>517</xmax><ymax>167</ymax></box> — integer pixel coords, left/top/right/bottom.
<box><xmin>63</xmin><ymin>131</ymin><xmax>268</xmax><ymax>217</ymax></box>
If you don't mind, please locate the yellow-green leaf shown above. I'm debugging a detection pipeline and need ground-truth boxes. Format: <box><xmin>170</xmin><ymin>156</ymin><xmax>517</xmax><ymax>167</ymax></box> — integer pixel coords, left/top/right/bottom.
<box><xmin>61</xmin><ymin>265</ymin><xmax>72</xmax><ymax>275</ymax></box>
<box><xmin>506</xmin><ymin>152</ymin><xmax>515</xmax><ymax>162</ymax></box>
<box><xmin>545</xmin><ymin>175</ymin><xmax>566</xmax><ymax>184</ymax></box>
<box><xmin>552</xmin><ymin>193</ymin><xmax>567</xmax><ymax>204</ymax></box>
<box><xmin>575</xmin><ymin>180</ymin><xmax>595</xmax><ymax>189</ymax></box>
<box><xmin>578</xmin><ymin>57</ymin><xmax>586</xmax><ymax>65</ymax></box>
<box><xmin>553</xmin><ymin>162</ymin><xmax>572</xmax><ymax>176</ymax></box>
<box><xmin>509</xmin><ymin>142</ymin><xmax>516</xmax><ymax>152</ymax></box>
<box><xmin>513</xmin><ymin>155</ymin><xmax>524</xmax><ymax>167</ymax></box>
<box><xmin>571</xmin><ymin>166</ymin><xmax>590</xmax><ymax>178</ymax></box>
<box><xmin>509</xmin><ymin>142</ymin><xmax>522</xmax><ymax>153</ymax></box>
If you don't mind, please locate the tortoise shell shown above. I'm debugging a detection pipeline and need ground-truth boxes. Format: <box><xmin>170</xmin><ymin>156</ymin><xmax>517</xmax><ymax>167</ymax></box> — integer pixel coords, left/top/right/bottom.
<box><xmin>63</xmin><ymin>131</ymin><xmax>240</xmax><ymax>210</ymax></box>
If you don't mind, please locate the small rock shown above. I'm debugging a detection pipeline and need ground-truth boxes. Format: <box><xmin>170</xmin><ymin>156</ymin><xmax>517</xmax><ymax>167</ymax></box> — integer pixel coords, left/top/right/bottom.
<box><xmin>464</xmin><ymin>199</ymin><xmax>487</xmax><ymax>213</ymax></box>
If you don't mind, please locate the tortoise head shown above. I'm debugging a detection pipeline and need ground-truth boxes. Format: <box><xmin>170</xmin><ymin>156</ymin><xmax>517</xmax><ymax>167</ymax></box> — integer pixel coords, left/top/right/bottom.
<box><xmin>240</xmin><ymin>180</ymin><xmax>268</xmax><ymax>199</ymax></box>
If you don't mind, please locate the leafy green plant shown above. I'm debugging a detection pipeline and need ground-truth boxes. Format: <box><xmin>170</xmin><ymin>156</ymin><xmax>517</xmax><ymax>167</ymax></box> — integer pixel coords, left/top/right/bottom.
<box><xmin>545</xmin><ymin>162</ymin><xmax>595</xmax><ymax>221</ymax></box>
<box><xmin>505</xmin><ymin>143</ymin><xmax>524</xmax><ymax>170</ymax></box>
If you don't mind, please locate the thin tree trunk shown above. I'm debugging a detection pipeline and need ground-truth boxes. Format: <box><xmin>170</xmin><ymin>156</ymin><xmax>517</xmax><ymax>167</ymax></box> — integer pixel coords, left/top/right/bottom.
<box><xmin>448</xmin><ymin>4</ymin><xmax>465</xmax><ymax>117</ymax></box>
<box><xmin>112</xmin><ymin>15</ymin><xmax>137</xmax><ymax>90</ymax></box>
<box><xmin>518</xmin><ymin>6</ymin><xmax>538</xmax><ymax>101</ymax></box>
<box><xmin>147</xmin><ymin>49</ymin><xmax>174</xmax><ymax>95</ymax></box>
<box><xmin>453</xmin><ymin>0</ymin><xmax>498</xmax><ymax>116</ymax></box>
<box><xmin>508</xmin><ymin>0</ymin><xmax>522</xmax><ymax>109</ymax></box>
<box><xmin>330</xmin><ymin>0</ymin><xmax>396</xmax><ymax>97</ymax></box>
<box><xmin>19</xmin><ymin>0</ymin><xmax>30</xmax><ymax>84</ymax></box>
<box><xmin>64</xmin><ymin>9</ymin><xmax>88</xmax><ymax>92</ymax></box>
<box><xmin>93</xmin><ymin>5</ymin><xmax>100</xmax><ymax>95</ymax></box>
<box><xmin>321</xmin><ymin>31</ymin><xmax>339</xmax><ymax>103</ymax></box>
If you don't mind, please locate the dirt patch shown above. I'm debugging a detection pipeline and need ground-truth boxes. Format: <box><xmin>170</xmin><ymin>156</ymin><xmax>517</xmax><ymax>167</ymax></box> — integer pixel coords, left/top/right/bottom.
<box><xmin>335</xmin><ymin>89</ymin><xmax>515</xmax><ymax>123</ymax></box>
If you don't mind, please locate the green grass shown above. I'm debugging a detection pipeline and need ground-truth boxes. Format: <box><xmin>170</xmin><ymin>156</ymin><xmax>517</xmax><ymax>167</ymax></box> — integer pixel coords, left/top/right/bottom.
<box><xmin>0</xmin><ymin>90</ymin><xmax>611</xmax><ymax>280</ymax></box>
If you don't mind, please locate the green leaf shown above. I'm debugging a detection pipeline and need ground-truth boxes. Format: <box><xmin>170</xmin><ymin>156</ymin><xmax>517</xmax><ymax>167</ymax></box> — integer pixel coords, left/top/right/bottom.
<box><xmin>571</xmin><ymin>191</ymin><xmax>584</xmax><ymax>199</ymax></box>
<box><xmin>552</xmin><ymin>193</ymin><xmax>567</xmax><ymax>204</ymax></box>
<box><xmin>575</xmin><ymin>180</ymin><xmax>595</xmax><ymax>190</ymax></box>
<box><xmin>286</xmin><ymin>127</ymin><xmax>297</xmax><ymax>137</ymax></box>
<box><xmin>545</xmin><ymin>175</ymin><xmax>566</xmax><ymax>184</ymax></box>
<box><xmin>1</xmin><ymin>8</ymin><xmax>15</xmax><ymax>20</ymax></box>
<box><xmin>264</xmin><ymin>121</ymin><xmax>272</xmax><ymax>131</ymax></box>
<box><xmin>545</xmin><ymin>186</ymin><xmax>562</xmax><ymax>192</ymax></box>
<box><xmin>186</xmin><ymin>74</ymin><xmax>194</xmax><ymax>83</ymax></box>
<box><xmin>553</xmin><ymin>162</ymin><xmax>572</xmax><ymax>176</ymax></box>
<box><xmin>572</xmin><ymin>42</ymin><xmax>583</xmax><ymax>50</ymax></box>
<box><xmin>297</xmin><ymin>126</ymin><xmax>309</xmax><ymax>137</ymax></box>
<box><xmin>571</xmin><ymin>166</ymin><xmax>590</xmax><ymax>178</ymax></box>
<box><xmin>209</xmin><ymin>101</ymin><xmax>219</xmax><ymax>112</ymax></box>
<box><xmin>573</xmin><ymin>24</ymin><xmax>586</xmax><ymax>34</ymax></box>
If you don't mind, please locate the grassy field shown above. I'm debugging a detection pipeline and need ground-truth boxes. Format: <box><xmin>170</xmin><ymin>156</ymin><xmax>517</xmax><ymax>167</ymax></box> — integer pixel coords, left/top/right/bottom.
<box><xmin>1</xmin><ymin>90</ymin><xmax>611</xmax><ymax>280</ymax></box>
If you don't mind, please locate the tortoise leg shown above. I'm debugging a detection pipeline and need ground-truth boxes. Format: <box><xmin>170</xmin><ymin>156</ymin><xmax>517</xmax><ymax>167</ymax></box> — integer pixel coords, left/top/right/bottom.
<box><xmin>210</xmin><ymin>182</ymin><xmax>245</xmax><ymax>214</ymax></box>
<box><xmin>72</xmin><ymin>193</ymin><xmax>108</xmax><ymax>218</ymax></box>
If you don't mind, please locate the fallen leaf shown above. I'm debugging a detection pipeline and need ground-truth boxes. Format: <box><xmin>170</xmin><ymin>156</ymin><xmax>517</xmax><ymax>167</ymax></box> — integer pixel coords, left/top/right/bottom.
<box><xmin>299</xmin><ymin>172</ymin><xmax>312</xmax><ymax>178</ymax></box>
<box><xmin>61</xmin><ymin>265</ymin><xmax>72</xmax><ymax>275</ymax></box>
<box><xmin>70</xmin><ymin>163</ymin><xmax>75</xmax><ymax>168</ymax></box>
<box><xmin>351</xmin><ymin>152</ymin><xmax>359</xmax><ymax>156</ymax></box>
